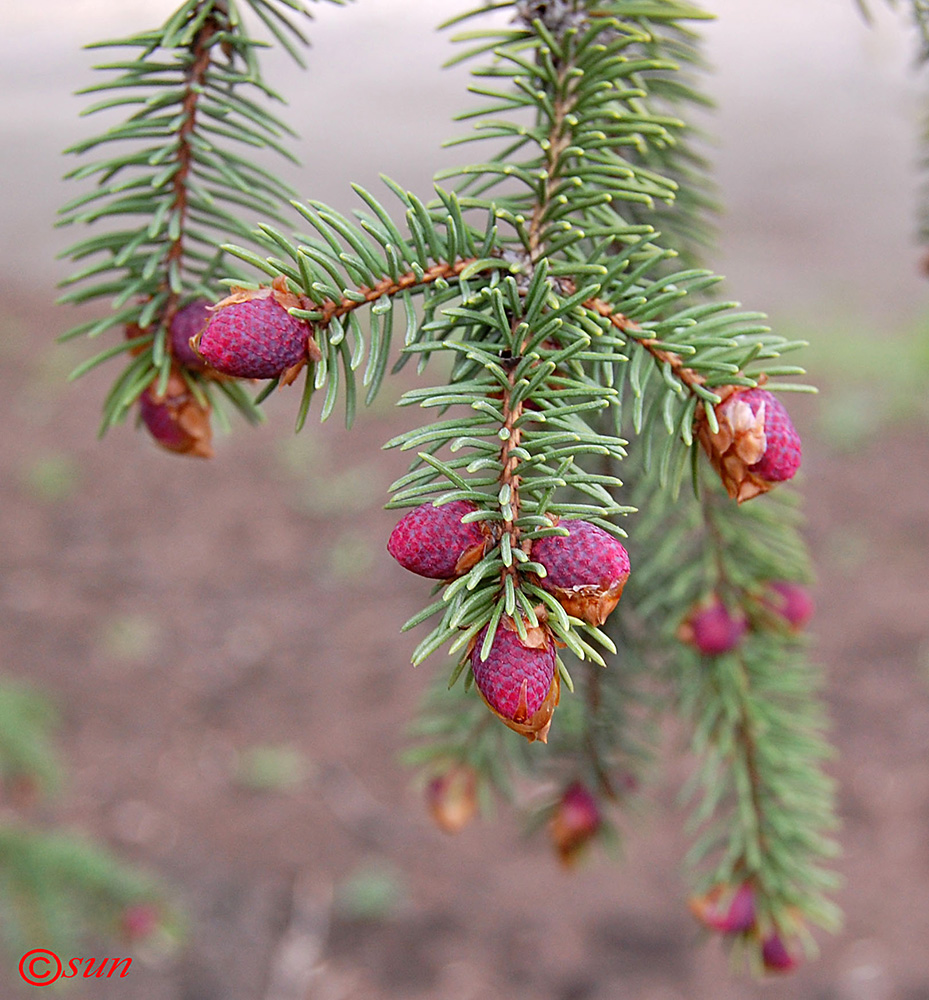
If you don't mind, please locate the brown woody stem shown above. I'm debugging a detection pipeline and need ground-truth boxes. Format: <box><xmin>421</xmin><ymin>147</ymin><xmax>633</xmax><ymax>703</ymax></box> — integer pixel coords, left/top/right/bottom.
<box><xmin>700</xmin><ymin>485</ymin><xmax>770</xmax><ymax>874</ymax></box>
<box><xmin>309</xmin><ymin>259</ymin><xmax>479</xmax><ymax>326</ymax></box>
<box><xmin>162</xmin><ymin>5</ymin><xmax>221</xmax><ymax>333</ymax></box>
<box><xmin>499</xmin><ymin>363</ymin><xmax>526</xmax><ymax>582</ymax></box>
<box><xmin>582</xmin><ymin>294</ymin><xmax>708</xmax><ymax>393</ymax></box>
<box><xmin>583</xmin><ymin>661</ymin><xmax>617</xmax><ymax>799</ymax></box>
<box><xmin>527</xmin><ymin>73</ymin><xmax>573</xmax><ymax>263</ymax></box>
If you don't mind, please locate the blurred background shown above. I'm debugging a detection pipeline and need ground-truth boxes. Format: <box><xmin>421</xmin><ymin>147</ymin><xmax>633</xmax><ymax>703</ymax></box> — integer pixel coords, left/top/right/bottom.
<box><xmin>2</xmin><ymin>0</ymin><xmax>929</xmax><ymax>997</ymax></box>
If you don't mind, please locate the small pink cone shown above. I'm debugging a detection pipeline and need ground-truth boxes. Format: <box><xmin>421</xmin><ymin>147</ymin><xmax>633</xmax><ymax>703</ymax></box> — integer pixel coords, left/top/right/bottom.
<box><xmin>550</xmin><ymin>781</ymin><xmax>602</xmax><ymax>866</ymax></box>
<box><xmin>679</xmin><ymin>597</ymin><xmax>747</xmax><ymax>655</ymax></box>
<box><xmin>426</xmin><ymin>766</ymin><xmax>478</xmax><ymax>834</ymax></box>
<box><xmin>689</xmin><ymin>882</ymin><xmax>755</xmax><ymax>934</ymax></box>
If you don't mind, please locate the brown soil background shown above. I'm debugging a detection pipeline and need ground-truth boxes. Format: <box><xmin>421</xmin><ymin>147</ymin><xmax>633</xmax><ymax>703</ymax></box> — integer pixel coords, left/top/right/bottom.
<box><xmin>2</xmin><ymin>1</ymin><xmax>929</xmax><ymax>997</ymax></box>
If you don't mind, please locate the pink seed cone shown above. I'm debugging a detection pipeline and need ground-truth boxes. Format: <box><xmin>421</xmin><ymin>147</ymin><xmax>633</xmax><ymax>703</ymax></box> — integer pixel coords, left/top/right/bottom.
<box><xmin>550</xmin><ymin>781</ymin><xmax>602</xmax><ymax>866</ymax></box>
<box><xmin>470</xmin><ymin>619</ymin><xmax>559</xmax><ymax>743</ymax></box>
<box><xmin>197</xmin><ymin>295</ymin><xmax>309</xmax><ymax>378</ymax></box>
<box><xmin>689</xmin><ymin>882</ymin><xmax>756</xmax><ymax>934</ymax></box>
<box><xmin>681</xmin><ymin>597</ymin><xmax>747</xmax><ymax>655</ymax></box>
<box><xmin>193</xmin><ymin>277</ymin><xmax>321</xmax><ymax>380</ymax></box>
<box><xmin>426</xmin><ymin>765</ymin><xmax>478</xmax><ymax>834</ymax></box>
<box><xmin>741</xmin><ymin>389</ymin><xmax>802</xmax><ymax>482</ymax></box>
<box><xmin>765</xmin><ymin>580</ymin><xmax>814</xmax><ymax>631</ymax></box>
<box><xmin>387</xmin><ymin>501</ymin><xmax>487</xmax><ymax>580</ymax></box>
<box><xmin>120</xmin><ymin>903</ymin><xmax>160</xmax><ymax>942</ymax></box>
<box><xmin>531</xmin><ymin>519</ymin><xmax>630</xmax><ymax>626</ymax></box>
<box><xmin>139</xmin><ymin>373</ymin><xmax>213</xmax><ymax>459</ymax></box>
<box><xmin>169</xmin><ymin>299</ymin><xmax>212</xmax><ymax>370</ymax></box>
<box><xmin>696</xmin><ymin>386</ymin><xmax>802</xmax><ymax>502</ymax></box>
<box><xmin>761</xmin><ymin>933</ymin><xmax>799</xmax><ymax>972</ymax></box>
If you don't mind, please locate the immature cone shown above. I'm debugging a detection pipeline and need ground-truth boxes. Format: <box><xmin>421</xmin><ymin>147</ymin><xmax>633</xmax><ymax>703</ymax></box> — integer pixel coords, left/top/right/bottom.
<box><xmin>426</xmin><ymin>765</ymin><xmax>478</xmax><ymax>834</ymax></box>
<box><xmin>139</xmin><ymin>371</ymin><xmax>213</xmax><ymax>458</ymax></box>
<box><xmin>763</xmin><ymin>580</ymin><xmax>814</xmax><ymax>631</ymax></box>
<box><xmin>530</xmin><ymin>519</ymin><xmax>630</xmax><ymax>626</ymax></box>
<box><xmin>470</xmin><ymin>617</ymin><xmax>560</xmax><ymax>743</ymax></box>
<box><xmin>761</xmin><ymin>932</ymin><xmax>800</xmax><ymax>972</ymax></box>
<box><xmin>679</xmin><ymin>596</ymin><xmax>747</xmax><ymax>655</ymax></box>
<box><xmin>387</xmin><ymin>500</ymin><xmax>488</xmax><ymax>580</ymax></box>
<box><xmin>549</xmin><ymin>781</ymin><xmax>602</xmax><ymax>866</ymax></box>
<box><xmin>696</xmin><ymin>387</ymin><xmax>802</xmax><ymax>502</ymax></box>
<box><xmin>689</xmin><ymin>882</ymin><xmax>756</xmax><ymax>934</ymax></box>
<box><xmin>193</xmin><ymin>274</ymin><xmax>321</xmax><ymax>381</ymax></box>
<box><xmin>120</xmin><ymin>903</ymin><xmax>161</xmax><ymax>942</ymax></box>
<box><xmin>169</xmin><ymin>299</ymin><xmax>212</xmax><ymax>370</ymax></box>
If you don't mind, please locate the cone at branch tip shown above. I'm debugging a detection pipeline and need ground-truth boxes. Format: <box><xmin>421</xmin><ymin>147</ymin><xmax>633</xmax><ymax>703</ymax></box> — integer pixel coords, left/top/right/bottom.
<box><xmin>761</xmin><ymin>932</ymin><xmax>800</xmax><ymax>973</ymax></box>
<box><xmin>192</xmin><ymin>275</ymin><xmax>322</xmax><ymax>381</ymax></box>
<box><xmin>689</xmin><ymin>882</ymin><xmax>756</xmax><ymax>934</ymax></box>
<box><xmin>763</xmin><ymin>580</ymin><xmax>814</xmax><ymax>631</ymax></box>
<box><xmin>169</xmin><ymin>299</ymin><xmax>212</xmax><ymax>371</ymax></box>
<box><xmin>696</xmin><ymin>387</ymin><xmax>802</xmax><ymax>503</ymax></box>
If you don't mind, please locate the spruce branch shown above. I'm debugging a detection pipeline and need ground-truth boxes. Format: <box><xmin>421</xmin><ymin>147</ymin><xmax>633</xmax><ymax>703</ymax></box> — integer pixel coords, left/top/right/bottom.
<box><xmin>212</xmin><ymin>1</ymin><xmax>813</xmax><ymax>752</ymax></box>
<box><xmin>0</xmin><ymin>680</ymin><xmax>178</xmax><ymax>961</ymax></box>
<box><xmin>876</xmin><ymin>0</ymin><xmax>929</xmax><ymax>57</ymax></box>
<box><xmin>160</xmin><ymin>6</ymin><xmax>225</xmax><ymax>333</ymax></box>
<box><xmin>216</xmin><ymin>185</ymin><xmax>513</xmax><ymax>424</ymax></box>
<box><xmin>0</xmin><ymin>825</ymin><xmax>178</xmax><ymax>962</ymax></box>
<box><xmin>429</xmin><ymin>1</ymin><xmax>811</xmax><ymax>497</ymax></box>
<box><xmin>57</xmin><ymin>0</ymin><xmax>847</xmax><ymax>978</ymax></box>
<box><xmin>58</xmin><ymin>0</ymin><xmax>343</xmax><ymax>444</ymax></box>
<box><xmin>610</xmin><ymin>440</ymin><xmax>840</xmax><ymax>966</ymax></box>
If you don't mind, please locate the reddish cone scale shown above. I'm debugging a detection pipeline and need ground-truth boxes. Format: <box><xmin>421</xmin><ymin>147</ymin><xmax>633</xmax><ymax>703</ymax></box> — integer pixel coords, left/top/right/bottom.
<box><xmin>193</xmin><ymin>276</ymin><xmax>321</xmax><ymax>380</ymax></box>
<box><xmin>696</xmin><ymin>386</ymin><xmax>802</xmax><ymax>503</ymax></box>
<box><xmin>531</xmin><ymin>519</ymin><xmax>630</xmax><ymax>625</ymax></box>
<box><xmin>550</xmin><ymin>781</ymin><xmax>602</xmax><ymax>866</ymax></box>
<box><xmin>470</xmin><ymin>619</ymin><xmax>559</xmax><ymax>743</ymax></box>
<box><xmin>680</xmin><ymin>597</ymin><xmax>747</xmax><ymax>655</ymax></box>
<box><xmin>387</xmin><ymin>501</ymin><xmax>488</xmax><ymax>580</ymax></box>
<box><xmin>689</xmin><ymin>882</ymin><xmax>756</xmax><ymax>934</ymax></box>
<box><xmin>169</xmin><ymin>299</ymin><xmax>212</xmax><ymax>370</ymax></box>
<box><xmin>139</xmin><ymin>372</ymin><xmax>213</xmax><ymax>459</ymax></box>
<box><xmin>764</xmin><ymin>580</ymin><xmax>814</xmax><ymax>631</ymax></box>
